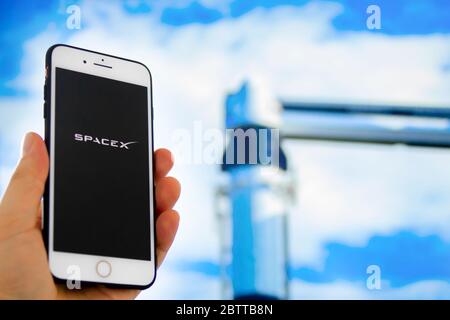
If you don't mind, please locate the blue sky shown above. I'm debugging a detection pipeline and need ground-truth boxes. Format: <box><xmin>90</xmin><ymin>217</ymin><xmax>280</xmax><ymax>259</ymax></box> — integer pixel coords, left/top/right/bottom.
<box><xmin>292</xmin><ymin>231</ymin><xmax>450</xmax><ymax>287</ymax></box>
<box><xmin>1</xmin><ymin>0</ymin><xmax>450</xmax><ymax>299</ymax></box>
<box><xmin>177</xmin><ymin>230</ymin><xmax>450</xmax><ymax>287</ymax></box>
<box><xmin>1</xmin><ymin>0</ymin><xmax>450</xmax><ymax>96</ymax></box>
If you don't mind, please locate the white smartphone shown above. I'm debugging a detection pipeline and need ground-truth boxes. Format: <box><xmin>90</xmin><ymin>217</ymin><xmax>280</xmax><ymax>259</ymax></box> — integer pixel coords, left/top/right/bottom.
<box><xmin>43</xmin><ymin>44</ymin><xmax>156</xmax><ymax>288</ymax></box>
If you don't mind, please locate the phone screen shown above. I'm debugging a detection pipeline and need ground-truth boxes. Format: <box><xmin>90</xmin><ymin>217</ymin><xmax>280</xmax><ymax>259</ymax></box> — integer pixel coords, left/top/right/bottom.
<box><xmin>53</xmin><ymin>67</ymin><xmax>152</xmax><ymax>261</ymax></box>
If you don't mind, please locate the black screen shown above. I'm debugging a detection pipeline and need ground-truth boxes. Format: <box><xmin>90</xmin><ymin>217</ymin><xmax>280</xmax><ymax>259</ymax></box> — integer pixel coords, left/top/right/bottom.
<box><xmin>53</xmin><ymin>67</ymin><xmax>151</xmax><ymax>261</ymax></box>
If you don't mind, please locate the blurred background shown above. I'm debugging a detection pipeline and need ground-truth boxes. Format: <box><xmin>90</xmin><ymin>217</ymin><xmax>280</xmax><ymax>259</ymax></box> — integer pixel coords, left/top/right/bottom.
<box><xmin>1</xmin><ymin>0</ymin><xmax>450</xmax><ymax>299</ymax></box>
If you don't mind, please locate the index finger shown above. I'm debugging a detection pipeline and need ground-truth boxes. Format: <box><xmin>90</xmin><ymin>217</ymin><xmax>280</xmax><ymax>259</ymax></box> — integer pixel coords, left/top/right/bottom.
<box><xmin>154</xmin><ymin>148</ymin><xmax>174</xmax><ymax>181</ymax></box>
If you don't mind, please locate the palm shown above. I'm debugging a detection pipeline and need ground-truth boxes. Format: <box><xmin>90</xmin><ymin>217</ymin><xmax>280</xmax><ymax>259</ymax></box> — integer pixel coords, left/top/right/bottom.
<box><xmin>0</xmin><ymin>133</ymin><xmax>180</xmax><ymax>300</ymax></box>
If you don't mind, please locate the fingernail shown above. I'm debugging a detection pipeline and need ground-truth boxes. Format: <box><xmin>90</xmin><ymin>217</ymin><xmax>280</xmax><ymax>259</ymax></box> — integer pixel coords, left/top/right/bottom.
<box><xmin>21</xmin><ymin>133</ymin><xmax>34</xmax><ymax>157</ymax></box>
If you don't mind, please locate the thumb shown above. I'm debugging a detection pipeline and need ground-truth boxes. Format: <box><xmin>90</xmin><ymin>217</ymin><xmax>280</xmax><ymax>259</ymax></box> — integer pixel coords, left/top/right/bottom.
<box><xmin>0</xmin><ymin>132</ymin><xmax>49</xmax><ymax>230</ymax></box>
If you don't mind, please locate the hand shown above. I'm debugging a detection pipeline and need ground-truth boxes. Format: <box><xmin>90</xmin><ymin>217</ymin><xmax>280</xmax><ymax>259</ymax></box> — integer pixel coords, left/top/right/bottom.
<box><xmin>0</xmin><ymin>132</ymin><xmax>181</xmax><ymax>299</ymax></box>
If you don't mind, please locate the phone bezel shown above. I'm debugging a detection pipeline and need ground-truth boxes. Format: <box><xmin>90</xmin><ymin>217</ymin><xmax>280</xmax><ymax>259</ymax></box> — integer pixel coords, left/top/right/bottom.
<box><xmin>45</xmin><ymin>45</ymin><xmax>156</xmax><ymax>288</ymax></box>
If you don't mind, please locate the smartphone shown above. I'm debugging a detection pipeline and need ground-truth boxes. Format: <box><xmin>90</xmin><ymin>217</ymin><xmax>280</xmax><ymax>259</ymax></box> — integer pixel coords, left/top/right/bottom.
<box><xmin>43</xmin><ymin>44</ymin><xmax>156</xmax><ymax>288</ymax></box>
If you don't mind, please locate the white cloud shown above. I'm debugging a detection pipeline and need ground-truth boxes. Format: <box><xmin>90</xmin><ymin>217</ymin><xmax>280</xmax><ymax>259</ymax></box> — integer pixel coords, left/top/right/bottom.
<box><xmin>285</xmin><ymin>140</ymin><xmax>450</xmax><ymax>268</ymax></box>
<box><xmin>291</xmin><ymin>279</ymin><xmax>450</xmax><ymax>300</ymax></box>
<box><xmin>138</xmin><ymin>267</ymin><xmax>222</xmax><ymax>300</ymax></box>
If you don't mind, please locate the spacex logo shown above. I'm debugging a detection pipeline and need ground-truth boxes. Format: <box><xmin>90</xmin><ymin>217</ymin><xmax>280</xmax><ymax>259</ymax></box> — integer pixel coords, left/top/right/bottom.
<box><xmin>74</xmin><ymin>133</ymin><xmax>138</xmax><ymax>150</ymax></box>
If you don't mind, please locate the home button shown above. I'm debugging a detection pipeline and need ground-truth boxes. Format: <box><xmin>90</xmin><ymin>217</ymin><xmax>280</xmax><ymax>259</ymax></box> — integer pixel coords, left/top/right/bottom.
<box><xmin>96</xmin><ymin>260</ymin><xmax>112</xmax><ymax>278</ymax></box>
